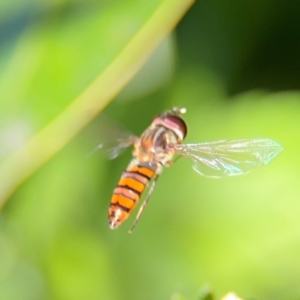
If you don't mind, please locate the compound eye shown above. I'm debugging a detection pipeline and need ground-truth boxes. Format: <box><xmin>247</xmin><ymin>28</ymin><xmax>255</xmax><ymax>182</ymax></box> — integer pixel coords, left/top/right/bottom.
<box><xmin>163</xmin><ymin>116</ymin><xmax>187</xmax><ymax>139</ymax></box>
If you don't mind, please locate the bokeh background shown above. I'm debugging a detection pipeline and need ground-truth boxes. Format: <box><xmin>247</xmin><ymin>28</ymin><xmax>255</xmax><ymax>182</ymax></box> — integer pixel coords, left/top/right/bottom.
<box><xmin>1</xmin><ymin>0</ymin><xmax>300</xmax><ymax>299</ymax></box>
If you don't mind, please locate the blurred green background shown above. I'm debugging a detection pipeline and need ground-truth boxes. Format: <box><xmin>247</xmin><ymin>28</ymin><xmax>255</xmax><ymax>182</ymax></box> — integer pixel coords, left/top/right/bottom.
<box><xmin>1</xmin><ymin>0</ymin><xmax>300</xmax><ymax>299</ymax></box>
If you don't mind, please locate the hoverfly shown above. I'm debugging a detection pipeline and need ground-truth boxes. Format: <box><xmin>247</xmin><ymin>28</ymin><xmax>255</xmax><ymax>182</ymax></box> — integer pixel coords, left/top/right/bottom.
<box><xmin>100</xmin><ymin>107</ymin><xmax>282</xmax><ymax>233</ymax></box>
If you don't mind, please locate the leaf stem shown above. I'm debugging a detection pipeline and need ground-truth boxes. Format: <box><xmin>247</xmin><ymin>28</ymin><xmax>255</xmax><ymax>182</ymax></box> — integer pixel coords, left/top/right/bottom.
<box><xmin>0</xmin><ymin>0</ymin><xmax>195</xmax><ymax>207</ymax></box>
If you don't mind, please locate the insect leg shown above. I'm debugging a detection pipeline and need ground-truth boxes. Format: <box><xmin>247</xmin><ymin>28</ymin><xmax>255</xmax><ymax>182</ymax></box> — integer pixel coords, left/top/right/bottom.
<box><xmin>163</xmin><ymin>155</ymin><xmax>183</xmax><ymax>167</ymax></box>
<box><xmin>128</xmin><ymin>173</ymin><xmax>160</xmax><ymax>234</ymax></box>
<box><xmin>171</xmin><ymin>154</ymin><xmax>183</xmax><ymax>164</ymax></box>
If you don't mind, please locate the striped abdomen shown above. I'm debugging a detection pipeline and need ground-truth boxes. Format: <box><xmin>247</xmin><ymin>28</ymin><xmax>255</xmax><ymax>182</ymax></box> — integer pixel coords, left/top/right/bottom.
<box><xmin>108</xmin><ymin>161</ymin><xmax>156</xmax><ymax>229</ymax></box>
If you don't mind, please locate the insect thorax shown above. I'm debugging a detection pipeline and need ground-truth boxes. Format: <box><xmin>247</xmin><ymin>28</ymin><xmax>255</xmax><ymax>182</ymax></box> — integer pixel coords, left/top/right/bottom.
<box><xmin>133</xmin><ymin>124</ymin><xmax>178</xmax><ymax>166</ymax></box>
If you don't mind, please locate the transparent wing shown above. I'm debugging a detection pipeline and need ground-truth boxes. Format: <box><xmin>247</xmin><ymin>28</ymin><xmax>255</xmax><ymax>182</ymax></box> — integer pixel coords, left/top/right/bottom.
<box><xmin>90</xmin><ymin>115</ymin><xmax>138</xmax><ymax>160</ymax></box>
<box><xmin>174</xmin><ymin>138</ymin><xmax>283</xmax><ymax>178</ymax></box>
<box><xmin>96</xmin><ymin>135</ymin><xmax>137</xmax><ymax>160</ymax></box>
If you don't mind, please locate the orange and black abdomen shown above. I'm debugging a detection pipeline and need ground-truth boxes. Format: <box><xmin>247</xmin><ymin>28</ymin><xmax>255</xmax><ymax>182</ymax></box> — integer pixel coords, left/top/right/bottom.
<box><xmin>108</xmin><ymin>162</ymin><xmax>156</xmax><ymax>229</ymax></box>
